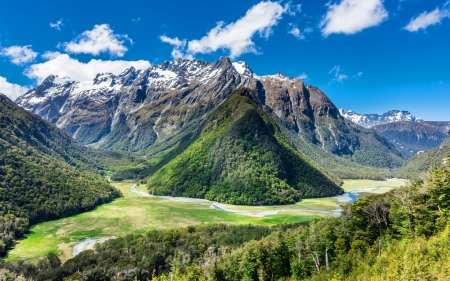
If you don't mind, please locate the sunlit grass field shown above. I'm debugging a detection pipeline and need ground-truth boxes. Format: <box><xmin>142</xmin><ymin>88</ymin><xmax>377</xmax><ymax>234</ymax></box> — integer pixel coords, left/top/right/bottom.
<box><xmin>5</xmin><ymin>179</ymin><xmax>405</xmax><ymax>263</ymax></box>
<box><xmin>341</xmin><ymin>178</ymin><xmax>407</xmax><ymax>192</ymax></box>
<box><xmin>5</xmin><ymin>182</ymin><xmax>323</xmax><ymax>263</ymax></box>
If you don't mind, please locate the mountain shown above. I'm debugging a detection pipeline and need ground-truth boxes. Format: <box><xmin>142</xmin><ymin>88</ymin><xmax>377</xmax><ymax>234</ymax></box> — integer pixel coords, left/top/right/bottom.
<box><xmin>339</xmin><ymin>109</ymin><xmax>423</xmax><ymax>128</ymax></box>
<box><xmin>0</xmin><ymin>94</ymin><xmax>121</xmax><ymax>255</ymax></box>
<box><xmin>147</xmin><ymin>88</ymin><xmax>343</xmax><ymax>205</ymax></box>
<box><xmin>401</xmin><ymin>133</ymin><xmax>450</xmax><ymax>179</ymax></box>
<box><xmin>373</xmin><ymin>121</ymin><xmax>450</xmax><ymax>158</ymax></box>
<box><xmin>16</xmin><ymin>57</ymin><xmax>405</xmax><ymax>178</ymax></box>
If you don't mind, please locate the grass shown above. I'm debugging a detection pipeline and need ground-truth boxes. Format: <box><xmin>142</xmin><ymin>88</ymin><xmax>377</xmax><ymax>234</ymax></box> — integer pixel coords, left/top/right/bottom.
<box><xmin>6</xmin><ymin>179</ymin><xmax>403</xmax><ymax>263</ymax></box>
<box><xmin>5</xmin><ymin>182</ymin><xmax>322</xmax><ymax>263</ymax></box>
<box><xmin>341</xmin><ymin>179</ymin><xmax>407</xmax><ymax>192</ymax></box>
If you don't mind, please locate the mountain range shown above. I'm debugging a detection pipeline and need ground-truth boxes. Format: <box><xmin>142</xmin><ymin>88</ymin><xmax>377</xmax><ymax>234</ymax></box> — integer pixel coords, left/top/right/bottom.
<box><xmin>339</xmin><ymin>109</ymin><xmax>423</xmax><ymax>128</ymax></box>
<box><xmin>373</xmin><ymin>121</ymin><xmax>450</xmax><ymax>158</ymax></box>
<box><xmin>16</xmin><ymin>57</ymin><xmax>405</xmax><ymax>180</ymax></box>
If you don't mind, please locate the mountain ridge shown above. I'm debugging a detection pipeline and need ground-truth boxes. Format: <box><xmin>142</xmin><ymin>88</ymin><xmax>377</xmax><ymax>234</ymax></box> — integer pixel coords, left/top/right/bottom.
<box><xmin>147</xmin><ymin>88</ymin><xmax>343</xmax><ymax>205</ymax></box>
<box><xmin>340</xmin><ymin>108</ymin><xmax>423</xmax><ymax>128</ymax></box>
<box><xmin>16</xmin><ymin>57</ymin><xmax>405</xmax><ymax>179</ymax></box>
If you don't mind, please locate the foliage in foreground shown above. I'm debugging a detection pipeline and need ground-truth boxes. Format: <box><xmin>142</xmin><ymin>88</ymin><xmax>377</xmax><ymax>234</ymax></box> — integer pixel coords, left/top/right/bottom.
<box><xmin>4</xmin><ymin>155</ymin><xmax>449</xmax><ymax>281</ymax></box>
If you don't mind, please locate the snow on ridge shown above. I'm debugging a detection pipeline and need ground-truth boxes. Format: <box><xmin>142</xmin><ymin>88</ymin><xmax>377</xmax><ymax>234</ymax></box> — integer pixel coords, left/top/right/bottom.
<box><xmin>339</xmin><ymin>108</ymin><xmax>423</xmax><ymax>128</ymax></box>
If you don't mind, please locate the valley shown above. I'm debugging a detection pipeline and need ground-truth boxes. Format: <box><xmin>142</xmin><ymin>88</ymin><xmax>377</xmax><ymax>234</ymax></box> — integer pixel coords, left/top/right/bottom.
<box><xmin>5</xmin><ymin>179</ymin><xmax>405</xmax><ymax>263</ymax></box>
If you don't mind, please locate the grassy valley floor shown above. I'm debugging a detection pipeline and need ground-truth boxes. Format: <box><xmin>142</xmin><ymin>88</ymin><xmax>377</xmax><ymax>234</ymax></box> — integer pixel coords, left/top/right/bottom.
<box><xmin>5</xmin><ymin>179</ymin><xmax>407</xmax><ymax>263</ymax></box>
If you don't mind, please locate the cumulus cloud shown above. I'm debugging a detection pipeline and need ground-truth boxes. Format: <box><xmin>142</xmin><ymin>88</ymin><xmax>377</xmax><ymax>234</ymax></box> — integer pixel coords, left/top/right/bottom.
<box><xmin>0</xmin><ymin>76</ymin><xmax>30</xmax><ymax>100</ymax></box>
<box><xmin>403</xmin><ymin>7</ymin><xmax>450</xmax><ymax>32</ymax></box>
<box><xmin>50</xmin><ymin>19</ymin><xmax>63</xmax><ymax>31</ymax></box>
<box><xmin>166</xmin><ymin>1</ymin><xmax>287</xmax><ymax>60</ymax></box>
<box><xmin>62</xmin><ymin>24</ymin><xmax>132</xmax><ymax>57</ymax></box>
<box><xmin>25</xmin><ymin>52</ymin><xmax>150</xmax><ymax>83</ymax></box>
<box><xmin>320</xmin><ymin>0</ymin><xmax>388</xmax><ymax>36</ymax></box>
<box><xmin>0</xmin><ymin>45</ymin><xmax>38</xmax><ymax>65</ymax></box>
<box><xmin>288</xmin><ymin>27</ymin><xmax>305</xmax><ymax>40</ymax></box>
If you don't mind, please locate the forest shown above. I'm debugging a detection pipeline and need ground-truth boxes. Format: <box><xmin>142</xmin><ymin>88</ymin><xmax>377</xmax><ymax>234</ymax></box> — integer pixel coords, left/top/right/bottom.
<box><xmin>2</xmin><ymin>154</ymin><xmax>449</xmax><ymax>280</ymax></box>
<box><xmin>147</xmin><ymin>89</ymin><xmax>342</xmax><ymax>205</ymax></box>
<box><xmin>0</xmin><ymin>95</ymin><xmax>122</xmax><ymax>256</ymax></box>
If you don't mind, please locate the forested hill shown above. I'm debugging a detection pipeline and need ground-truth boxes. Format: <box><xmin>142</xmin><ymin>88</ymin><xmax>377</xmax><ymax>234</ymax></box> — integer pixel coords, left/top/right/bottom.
<box><xmin>8</xmin><ymin>154</ymin><xmax>450</xmax><ymax>280</ymax></box>
<box><xmin>0</xmin><ymin>94</ymin><xmax>120</xmax><ymax>256</ymax></box>
<box><xmin>147</xmin><ymin>88</ymin><xmax>343</xmax><ymax>205</ymax></box>
<box><xmin>401</xmin><ymin>134</ymin><xmax>450</xmax><ymax>179</ymax></box>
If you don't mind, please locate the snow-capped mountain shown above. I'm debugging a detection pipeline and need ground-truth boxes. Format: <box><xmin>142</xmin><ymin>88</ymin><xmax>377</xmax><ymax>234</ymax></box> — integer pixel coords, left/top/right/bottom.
<box><xmin>16</xmin><ymin>57</ymin><xmax>404</xmax><ymax>170</ymax></box>
<box><xmin>339</xmin><ymin>109</ymin><xmax>423</xmax><ymax>128</ymax></box>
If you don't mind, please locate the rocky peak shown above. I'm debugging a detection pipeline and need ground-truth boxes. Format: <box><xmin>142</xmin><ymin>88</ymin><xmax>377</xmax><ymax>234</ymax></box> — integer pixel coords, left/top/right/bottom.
<box><xmin>232</xmin><ymin>61</ymin><xmax>254</xmax><ymax>78</ymax></box>
<box><xmin>340</xmin><ymin>108</ymin><xmax>423</xmax><ymax>128</ymax></box>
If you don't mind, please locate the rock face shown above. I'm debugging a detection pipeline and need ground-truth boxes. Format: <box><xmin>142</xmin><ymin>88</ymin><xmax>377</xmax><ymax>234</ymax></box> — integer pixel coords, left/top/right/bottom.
<box><xmin>339</xmin><ymin>109</ymin><xmax>423</xmax><ymax>128</ymax></box>
<box><xmin>373</xmin><ymin>121</ymin><xmax>450</xmax><ymax>158</ymax></box>
<box><xmin>16</xmin><ymin>57</ymin><xmax>404</xmax><ymax>170</ymax></box>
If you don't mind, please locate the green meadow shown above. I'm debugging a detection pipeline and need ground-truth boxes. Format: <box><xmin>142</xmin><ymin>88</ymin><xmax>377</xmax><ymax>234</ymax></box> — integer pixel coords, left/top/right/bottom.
<box><xmin>5</xmin><ymin>179</ymin><xmax>405</xmax><ymax>263</ymax></box>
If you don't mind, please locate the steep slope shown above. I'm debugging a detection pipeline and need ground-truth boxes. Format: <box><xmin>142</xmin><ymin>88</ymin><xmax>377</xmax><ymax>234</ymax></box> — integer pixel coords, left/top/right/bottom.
<box><xmin>373</xmin><ymin>121</ymin><xmax>450</xmax><ymax>158</ymax></box>
<box><xmin>340</xmin><ymin>108</ymin><xmax>422</xmax><ymax>128</ymax></box>
<box><xmin>0</xmin><ymin>94</ymin><xmax>121</xmax><ymax>255</ymax></box>
<box><xmin>147</xmin><ymin>88</ymin><xmax>343</xmax><ymax>205</ymax></box>
<box><xmin>17</xmin><ymin>57</ymin><xmax>405</xmax><ymax>178</ymax></box>
<box><xmin>401</xmin><ymin>134</ymin><xmax>450</xmax><ymax>179</ymax></box>
<box><xmin>254</xmin><ymin>78</ymin><xmax>405</xmax><ymax>169</ymax></box>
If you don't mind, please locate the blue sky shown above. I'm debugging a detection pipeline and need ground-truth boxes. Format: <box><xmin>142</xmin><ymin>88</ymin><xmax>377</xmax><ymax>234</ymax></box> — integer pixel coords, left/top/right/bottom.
<box><xmin>0</xmin><ymin>0</ymin><xmax>449</xmax><ymax>120</ymax></box>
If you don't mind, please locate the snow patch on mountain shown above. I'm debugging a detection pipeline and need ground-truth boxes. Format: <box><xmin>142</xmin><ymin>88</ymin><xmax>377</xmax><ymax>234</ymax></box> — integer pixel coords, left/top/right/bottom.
<box><xmin>339</xmin><ymin>108</ymin><xmax>423</xmax><ymax>128</ymax></box>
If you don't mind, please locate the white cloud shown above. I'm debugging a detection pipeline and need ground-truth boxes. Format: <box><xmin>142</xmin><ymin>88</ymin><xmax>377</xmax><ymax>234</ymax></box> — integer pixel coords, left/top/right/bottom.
<box><xmin>403</xmin><ymin>7</ymin><xmax>450</xmax><ymax>32</ymax></box>
<box><xmin>329</xmin><ymin>65</ymin><xmax>348</xmax><ymax>83</ymax></box>
<box><xmin>352</xmin><ymin>71</ymin><xmax>363</xmax><ymax>80</ymax></box>
<box><xmin>132</xmin><ymin>17</ymin><xmax>141</xmax><ymax>24</ymax></box>
<box><xmin>298</xmin><ymin>72</ymin><xmax>308</xmax><ymax>80</ymax></box>
<box><xmin>329</xmin><ymin>66</ymin><xmax>363</xmax><ymax>83</ymax></box>
<box><xmin>0</xmin><ymin>76</ymin><xmax>30</xmax><ymax>100</ymax></box>
<box><xmin>50</xmin><ymin>19</ymin><xmax>63</xmax><ymax>31</ymax></box>
<box><xmin>287</xmin><ymin>4</ymin><xmax>302</xmax><ymax>16</ymax></box>
<box><xmin>185</xmin><ymin>1</ymin><xmax>288</xmax><ymax>59</ymax></box>
<box><xmin>159</xmin><ymin>35</ymin><xmax>191</xmax><ymax>59</ymax></box>
<box><xmin>288</xmin><ymin>27</ymin><xmax>305</xmax><ymax>40</ymax></box>
<box><xmin>320</xmin><ymin>0</ymin><xmax>388</xmax><ymax>36</ymax></box>
<box><xmin>62</xmin><ymin>24</ymin><xmax>132</xmax><ymax>57</ymax></box>
<box><xmin>0</xmin><ymin>45</ymin><xmax>38</xmax><ymax>65</ymax></box>
<box><xmin>25</xmin><ymin>53</ymin><xmax>150</xmax><ymax>83</ymax></box>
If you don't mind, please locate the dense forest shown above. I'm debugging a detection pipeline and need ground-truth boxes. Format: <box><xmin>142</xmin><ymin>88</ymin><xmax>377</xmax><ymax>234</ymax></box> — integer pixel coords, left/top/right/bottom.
<box><xmin>3</xmin><ymin>153</ymin><xmax>449</xmax><ymax>280</ymax></box>
<box><xmin>0</xmin><ymin>94</ymin><xmax>122</xmax><ymax>256</ymax></box>
<box><xmin>147</xmin><ymin>89</ymin><xmax>343</xmax><ymax>205</ymax></box>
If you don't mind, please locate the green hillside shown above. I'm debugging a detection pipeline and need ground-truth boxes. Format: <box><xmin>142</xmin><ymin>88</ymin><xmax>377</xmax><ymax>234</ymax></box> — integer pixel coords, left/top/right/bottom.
<box><xmin>8</xmin><ymin>154</ymin><xmax>450</xmax><ymax>281</ymax></box>
<box><xmin>0</xmin><ymin>94</ymin><xmax>121</xmax><ymax>256</ymax></box>
<box><xmin>401</xmin><ymin>134</ymin><xmax>450</xmax><ymax>179</ymax></box>
<box><xmin>147</xmin><ymin>88</ymin><xmax>343</xmax><ymax>205</ymax></box>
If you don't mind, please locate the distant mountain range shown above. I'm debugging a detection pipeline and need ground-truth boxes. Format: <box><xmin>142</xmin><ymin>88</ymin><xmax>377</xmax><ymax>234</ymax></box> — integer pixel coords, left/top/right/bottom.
<box><xmin>16</xmin><ymin>57</ymin><xmax>405</xmax><ymax>181</ymax></box>
<box><xmin>339</xmin><ymin>108</ymin><xmax>449</xmax><ymax>159</ymax></box>
<box><xmin>373</xmin><ymin>121</ymin><xmax>450</xmax><ymax>158</ymax></box>
<box><xmin>339</xmin><ymin>108</ymin><xmax>423</xmax><ymax>128</ymax></box>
